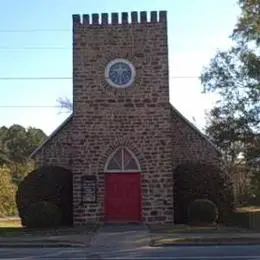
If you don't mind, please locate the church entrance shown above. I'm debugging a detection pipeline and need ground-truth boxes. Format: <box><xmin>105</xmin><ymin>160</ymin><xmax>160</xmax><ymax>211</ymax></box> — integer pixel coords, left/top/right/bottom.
<box><xmin>104</xmin><ymin>147</ymin><xmax>141</xmax><ymax>221</ymax></box>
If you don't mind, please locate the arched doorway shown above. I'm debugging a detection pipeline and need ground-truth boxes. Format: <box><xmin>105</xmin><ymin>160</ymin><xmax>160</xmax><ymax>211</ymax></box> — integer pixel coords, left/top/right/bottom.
<box><xmin>104</xmin><ymin>147</ymin><xmax>141</xmax><ymax>222</ymax></box>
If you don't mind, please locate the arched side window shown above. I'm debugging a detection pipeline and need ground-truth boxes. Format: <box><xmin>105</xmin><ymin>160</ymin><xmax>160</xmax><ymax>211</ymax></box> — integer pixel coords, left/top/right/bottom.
<box><xmin>104</xmin><ymin>147</ymin><xmax>141</xmax><ymax>172</ymax></box>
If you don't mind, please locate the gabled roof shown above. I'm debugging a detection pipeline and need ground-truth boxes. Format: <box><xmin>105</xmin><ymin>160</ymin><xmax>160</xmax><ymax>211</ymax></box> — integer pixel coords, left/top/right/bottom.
<box><xmin>28</xmin><ymin>114</ymin><xmax>73</xmax><ymax>159</ymax></box>
<box><xmin>29</xmin><ymin>104</ymin><xmax>221</xmax><ymax>160</ymax></box>
<box><xmin>170</xmin><ymin>104</ymin><xmax>221</xmax><ymax>155</ymax></box>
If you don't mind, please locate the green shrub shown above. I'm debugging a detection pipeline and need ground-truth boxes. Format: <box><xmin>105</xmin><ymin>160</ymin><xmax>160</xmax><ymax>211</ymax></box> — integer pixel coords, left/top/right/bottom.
<box><xmin>23</xmin><ymin>201</ymin><xmax>62</xmax><ymax>228</ymax></box>
<box><xmin>188</xmin><ymin>199</ymin><xmax>219</xmax><ymax>225</ymax></box>
<box><xmin>174</xmin><ymin>162</ymin><xmax>234</xmax><ymax>224</ymax></box>
<box><xmin>16</xmin><ymin>166</ymin><xmax>73</xmax><ymax>226</ymax></box>
<box><xmin>227</xmin><ymin>208</ymin><xmax>260</xmax><ymax>230</ymax></box>
<box><xmin>0</xmin><ymin>166</ymin><xmax>18</xmax><ymax>217</ymax></box>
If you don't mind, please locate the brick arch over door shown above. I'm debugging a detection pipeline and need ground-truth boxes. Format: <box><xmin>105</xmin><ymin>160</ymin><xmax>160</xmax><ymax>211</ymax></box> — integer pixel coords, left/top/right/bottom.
<box><xmin>104</xmin><ymin>147</ymin><xmax>142</xmax><ymax>221</ymax></box>
<box><xmin>104</xmin><ymin>147</ymin><xmax>141</xmax><ymax>172</ymax></box>
<box><xmin>98</xmin><ymin>138</ymin><xmax>146</xmax><ymax>173</ymax></box>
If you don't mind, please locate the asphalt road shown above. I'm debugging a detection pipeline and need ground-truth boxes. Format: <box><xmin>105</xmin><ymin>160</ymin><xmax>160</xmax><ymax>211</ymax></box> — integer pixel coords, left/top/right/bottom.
<box><xmin>1</xmin><ymin>245</ymin><xmax>260</xmax><ymax>259</ymax></box>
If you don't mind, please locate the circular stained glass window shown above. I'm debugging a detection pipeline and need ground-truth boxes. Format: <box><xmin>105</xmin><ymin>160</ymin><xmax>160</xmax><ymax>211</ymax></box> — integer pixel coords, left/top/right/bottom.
<box><xmin>105</xmin><ymin>58</ymin><xmax>136</xmax><ymax>88</ymax></box>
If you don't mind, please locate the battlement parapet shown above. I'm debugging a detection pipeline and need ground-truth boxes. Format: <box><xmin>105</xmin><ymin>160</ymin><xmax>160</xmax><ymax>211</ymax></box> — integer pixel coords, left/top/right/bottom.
<box><xmin>72</xmin><ymin>11</ymin><xmax>167</xmax><ymax>26</ymax></box>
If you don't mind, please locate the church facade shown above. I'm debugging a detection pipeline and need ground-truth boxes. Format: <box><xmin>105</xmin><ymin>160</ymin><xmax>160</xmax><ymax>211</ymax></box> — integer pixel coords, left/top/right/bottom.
<box><xmin>31</xmin><ymin>11</ymin><xmax>220</xmax><ymax>225</ymax></box>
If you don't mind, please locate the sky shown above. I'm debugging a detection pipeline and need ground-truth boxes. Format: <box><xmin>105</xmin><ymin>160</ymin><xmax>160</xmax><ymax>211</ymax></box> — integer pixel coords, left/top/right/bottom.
<box><xmin>0</xmin><ymin>0</ymin><xmax>240</xmax><ymax>135</ymax></box>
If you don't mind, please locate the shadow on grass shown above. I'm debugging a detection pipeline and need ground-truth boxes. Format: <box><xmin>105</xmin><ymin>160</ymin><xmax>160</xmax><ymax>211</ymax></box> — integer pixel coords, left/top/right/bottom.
<box><xmin>148</xmin><ymin>224</ymin><xmax>256</xmax><ymax>234</ymax></box>
<box><xmin>0</xmin><ymin>224</ymin><xmax>100</xmax><ymax>237</ymax></box>
<box><xmin>150</xmin><ymin>236</ymin><xmax>260</xmax><ymax>247</ymax></box>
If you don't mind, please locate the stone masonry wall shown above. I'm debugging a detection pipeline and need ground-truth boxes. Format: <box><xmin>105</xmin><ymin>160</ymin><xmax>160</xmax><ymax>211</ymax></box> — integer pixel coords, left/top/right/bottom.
<box><xmin>32</xmin><ymin>11</ymin><xmax>221</xmax><ymax>225</ymax></box>
<box><xmin>34</xmin><ymin>117</ymin><xmax>73</xmax><ymax>171</ymax></box>
<box><xmin>170</xmin><ymin>105</ymin><xmax>220</xmax><ymax>167</ymax></box>
<box><xmin>72</xmin><ymin>11</ymin><xmax>173</xmax><ymax>225</ymax></box>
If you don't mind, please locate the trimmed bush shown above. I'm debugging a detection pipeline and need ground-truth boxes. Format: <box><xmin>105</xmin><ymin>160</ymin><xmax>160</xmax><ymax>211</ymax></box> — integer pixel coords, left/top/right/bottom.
<box><xmin>23</xmin><ymin>201</ymin><xmax>62</xmax><ymax>228</ymax></box>
<box><xmin>174</xmin><ymin>162</ymin><xmax>234</xmax><ymax>224</ymax></box>
<box><xmin>188</xmin><ymin>199</ymin><xmax>219</xmax><ymax>225</ymax></box>
<box><xmin>16</xmin><ymin>166</ymin><xmax>73</xmax><ymax>227</ymax></box>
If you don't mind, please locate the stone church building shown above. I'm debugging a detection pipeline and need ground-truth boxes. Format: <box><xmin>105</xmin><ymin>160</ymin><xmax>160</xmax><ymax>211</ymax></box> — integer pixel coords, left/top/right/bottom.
<box><xmin>31</xmin><ymin>11</ymin><xmax>220</xmax><ymax>225</ymax></box>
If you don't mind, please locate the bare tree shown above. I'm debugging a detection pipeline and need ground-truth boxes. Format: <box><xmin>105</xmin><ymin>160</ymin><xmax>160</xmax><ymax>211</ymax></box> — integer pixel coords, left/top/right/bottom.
<box><xmin>57</xmin><ymin>97</ymin><xmax>73</xmax><ymax>113</ymax></box>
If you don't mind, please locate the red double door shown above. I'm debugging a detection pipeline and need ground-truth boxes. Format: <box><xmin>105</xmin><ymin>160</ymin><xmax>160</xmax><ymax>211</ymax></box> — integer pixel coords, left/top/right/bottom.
<box><xmin>105</xmin><ymin>173</ymin><xmax>141</xmax><ymax>221</ymax></box>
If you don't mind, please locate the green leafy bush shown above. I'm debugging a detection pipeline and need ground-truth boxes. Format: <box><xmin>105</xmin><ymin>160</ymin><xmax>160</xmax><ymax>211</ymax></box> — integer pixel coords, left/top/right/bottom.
<box><xmin>188</xmin><ymin>199</ymin><xmax>219</xmax><ymax>225</ymax></box>
<box><xmin>227</xmin><ymin>207</ymin><xmax>260</xmax><ymax>230</ymax></box>
<box><xmin>16</xmin><ymin>166</ymin><xmax>73</xmax><ymax>226</ymax></box>
<box><xmin>0</xmin><ymin>166</ymin><xmax>17</xmax><ymax>217</ymax></box>
<box><xmin>23</xmin><ymin>201</ymin><xmax>62</xmax><ymax>228</ymax></box>
<box><xmin>174</xmin><ymin>162</ymin><xmax>234</xmax><ymax>224</ymax></box>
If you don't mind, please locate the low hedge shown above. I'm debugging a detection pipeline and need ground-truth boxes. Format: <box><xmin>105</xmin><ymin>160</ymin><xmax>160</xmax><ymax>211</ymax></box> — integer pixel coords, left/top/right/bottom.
<box><xmin>16</xmin><ymin>166</ymin><xmax>73</xmax><ymax>226</ymax></box>
<box><xmin>227</xmin><ymin>207</ymin><xmax>260</xmax><ymax>230</ymax></box>
<box><xmin>174</xmin><ymin>162</ymin><xmax>234</xmax><ymax>224</ymax></box>
<box><xmin>188</xmin><ymin>199</ymin><xmax>219</xmax><ymax>225</ymax></box>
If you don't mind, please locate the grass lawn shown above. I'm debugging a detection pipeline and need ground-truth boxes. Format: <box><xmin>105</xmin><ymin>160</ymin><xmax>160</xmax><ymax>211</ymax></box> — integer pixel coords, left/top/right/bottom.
<box><xmin>0</xmin><ymin>217</ymin><xmax>100</xmax><ymax>237</ymax></box>
<box><xmin>148</xmin><ymin>224</ymin><xmax>255</xmax><ymax>233</ymax></box>
<box><xmin>149</xmin><ymin>222</ymin><xmax>260</xmax><ymax>247</ymax></box>
<box><xmin>150</xmin><ymin>236</ymin><xmax>260</xmax><ymax>246</ymax></box>
<box><xmin>150</xmin><ymin>206</ymin><xmax>260</xmax><ymax>234</ymax></box>
<box><xmin>236</xmin><ymin>206</ymin><xmax>260</xmax><ymax>213</ymax></box>
<box><xmin>0</xmin><ymin>218</ymin><xmax>21</xmax><ymax>228</ymax></box>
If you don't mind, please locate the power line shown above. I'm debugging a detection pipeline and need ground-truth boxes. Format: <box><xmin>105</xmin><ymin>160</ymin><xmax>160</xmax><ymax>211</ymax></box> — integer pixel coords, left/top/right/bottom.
<box><xmin>0</xmin><ymin>46</ymin><xmax>204</xmax><ymax>51</ymax></box>
<box><xmin>0</xmin><ymin>47</ymin><xmax>70</xmax><ymax>50</ymax></box>
<box><xmin>0</xmin><ymin>29</ymin><xmax>70</xmax><ymax>32</ymax></box>
<box><xmin>0</xmin><ymin>106</ymin><xmax>60</xmax><ymax>108</ymax></box>
<box><xmin>171</xmin><ymin>76</ymin><xmax>200</xmax><ymax>79</ymax></box>
<box><xmin>0</xmin><ymin>76</ymin><xmax>199</xmax><ymax>80</ymax></box>
<box><xmin>0</xmin><ymin>77</ymin><xmax>72</xmax><ymax>80</ymax></box>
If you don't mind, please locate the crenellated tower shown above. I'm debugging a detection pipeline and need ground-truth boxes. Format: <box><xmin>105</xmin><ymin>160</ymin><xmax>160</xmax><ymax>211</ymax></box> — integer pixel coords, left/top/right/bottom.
<box><xmin>72</xmin><ymin>11</ymin><xmax>169</xmax><ymax>112</ymax></box>
<box><xmin>71</xmin><ymin>11</ymin><xmax>173</xmax><ymax>224</ymax></box>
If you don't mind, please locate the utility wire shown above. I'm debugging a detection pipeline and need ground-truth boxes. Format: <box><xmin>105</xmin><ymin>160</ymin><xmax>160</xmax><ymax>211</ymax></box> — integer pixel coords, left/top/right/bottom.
<box><xmin>0</xmin><ymin>76</ymin><xmax>199</xmax><ymax>80</ymax></box>
<box><xmin>0</xmin><ymin>77</ymin><xmax>72</xmax><ymax>80</ymax></box>
<box><xmin>0</xmin><ymin>106</ymin><xmax>60</xmax><ymax>108</ymax></box>
<box><xmin>0</xmin><ymin>46</ymin><xmax>204</xmax><ymax>50</ymax></box>
<box><xmin>0</xmin><ymin>29</ymin><xmax>70</xmax><ymax>32</ymax></box>
<box><xmin>0</xmin><ymin>47</ymin><xmax>70</xmax><ymax>50</ymax></box>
